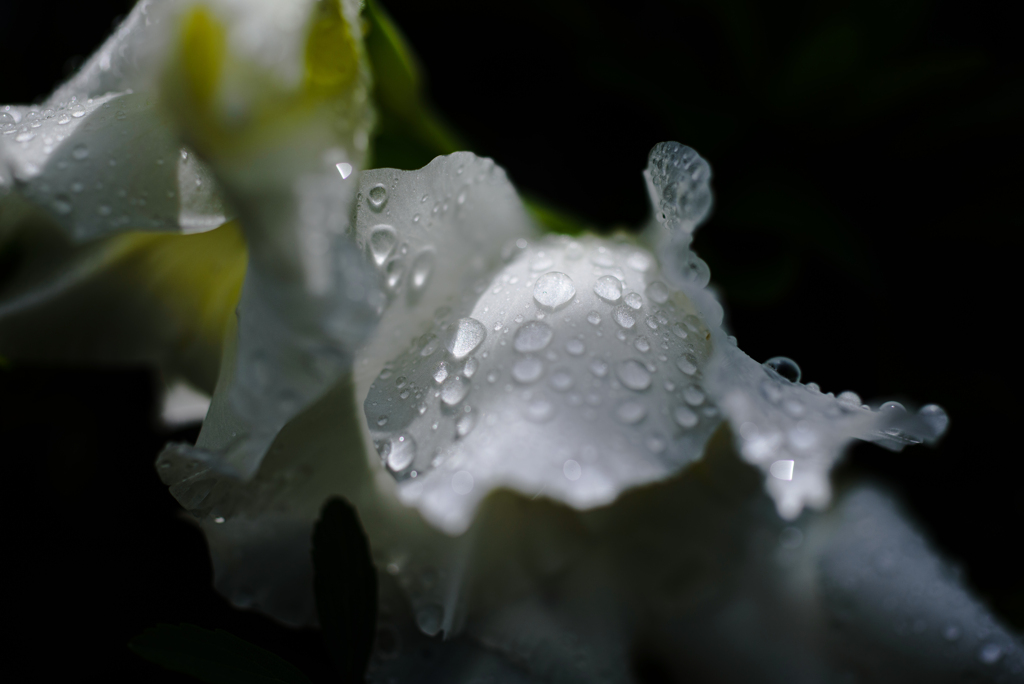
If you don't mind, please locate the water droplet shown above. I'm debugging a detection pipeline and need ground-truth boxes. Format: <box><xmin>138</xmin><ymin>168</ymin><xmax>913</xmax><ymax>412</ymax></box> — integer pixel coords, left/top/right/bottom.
<box><xmin>463</xmin><ymin>357</ymin><xmax>479</xmax><ymax>378</ymax></box>
<box><xmin>335</xmin><ymin>162</ymin><xmax>353</xmax><ymax>178</ymax></box>
<box><xmin>676</xmin><ymin>354</ymin><xmax>698</xmax><ymax>376</ymax></box>
<box><xmin>409</xmin><ymin>250</ymin><xmax>436</xmax><ymax>293</ymax></box>
<box><xmin>587</xmin><ymin>311</ymin><xmax>602</xmax><ymax>325</ymax></box>
<box><xmin>456</xmin><ymin>411</ymin><xmax>476</xmax><ymax>437</ymax></box>
<box><xmin>531</xmin><ymin>255</ymin><xmax>554</xmax><ymax>271</ymax></box>
<box><xmin>444</xmin><ymin>318</ymin><xmax>486</xmax><ymax>359</ymax></box>
<box><xmin>674</xmin><ymin>406</ymin><xmax>698</xmax><ymax>428</ymax></box>
<box><xmin>524</xmin><ymin>395</ymin><xmax>556</xmax><ymax>422</ymax></box>
<box><xmin>0</xmin><ymin>112</ymin><xmax>15</xmax><ymax>125</ymax></box>
<box><xmin>634</xmin><ymin>336</ymin><xmax>650</xmax><ymax>353</ymax></box>
<box><xmin>368</xmin><ymin>183</ymin><xmax>388</xmax><ymax>211</ymax></box>
<box><xmin>369</xmin><ymin>225</ymin><xmax>397</xmax><ymax>266</ymax></box>
<box><xmin>563</xmin><ymin>459</ymin><xmax>582</xmax><ymax>481</ymax></box>
<box><xmin>978</xmin><ymin>643</ymin><xmax>1003</xmax><ymax>665</ymax></box>
<box><xmin>420</xmin><ymin>336</ymin><xmax>440</xmax><ymax>356</ymax></box>
<box><xmin>769</xmin><ymin>459</ymin><xmax>795</xmax><ymax>481</ymax></box>
<box><xmin>565</xmin><ymin>339</ymin><xmax>585</xmax><ymax>356</ymax></box>
<box><xmin>549</xmin><ymin>370</ymin><xmax>573</xmax><ymax>391</ymax></box>
<box><xmin>616</xmin><ymin>401</ymin><xmax>647</xmax><ymax>424</ymax></box>
<box><xmin>683</xmin><ymin>385</ymin><xmax>705</xmax><ymax>405</ymax></box>
<box><xmin>589</xmin><ymin>359</ymin><xmax>609</xmax><ymax>378</ymax></box>
<box><xmin>213</xmin><ymin>516</ymin><xmax>226</xmax><ymax>523</ymax></box>
<box><xmin>764</xmin><ymin>356</ymin><xmax>801</xmax><ymax>383</ymax></box>
<box><xmin>533</xmin><ymin>271</ymin><xmax>575</xmax><ymax>310</ymax></box>
<box><xmin>51</xmin><ymin>197</ymin><xmax>72</xmax><ymax>215</ymax></box>
<box><xmin>71</xmin><ymin>144</ymin><xmax>89</xmax><ymax>160</ymax></box>
<box><xmin>617</xmin><ymin>360</ymin><xmax>652</xmax><ymax>391</ymax></box>
<box><xmin>440</xmin><ymin>375</ymin><xmax>470</xmax><ymax>406</ymax></box>
<box><xmin>627</xmin><ymin>251</ymin><xmax>652</xmax><ymax>272</ymax></box>
<box><xmin>451</xmin><ymin>470</ymin><xmax>474</xmax><ymax>495</ymax></box>
<box><xmin>512</xmin><ymin>356</ymin><xmax>544</xmax><ymax>384</ymax></box>
<box><xmin>646</xmin><ymin>281</ymin><xmax>669</xmax><ymax>304</ymax></box>
<box><xmin>593</xmin><ymin>275</ymin><xmax>623</xmax><ymax>302</ymax></box>
<box><xmin>613</xmin><ymin>305</ymin><xmax>636</xmax><ymax>329</ymax></box>
<box><xmin>624</xmin><ymin>292</ymin><xmax>643</xmax><ymax>309</ymax></box>
<box><xmin>433</xmin><ymin>361</ymin><xmax>450</xmax><ymax>384</ymax></box>
<box><xmin>646</xmin><ymin>435</ymin><xmax>667</xmax><ymax>453</ymax></box>
<box><xmin>918</xmin><ymin>404</ymin><xmax>949</xmax><ymax>437</ymax></box>
<box><xmin>70</xmin><ymin>104</ymin><xmax>86</xmax><ymax>118</ymax></box>
<box><xmin>377</xmin><ymin>415</ymin><xmax>389</xmax><ymax>426</ymax></box>
<box><xmin>514</xmin><ymin>320</ymin><xmax>554</xmax><ymax>352</ymax></box>
<box><xmin>385</xmin><ymin>259</ymin><xmax>404</xmax><ymax>290</ymax></box>
<box><xmin>416</xmin><ymin>604</ymin><xmax>444</xmax><ymax>635</ymax></box>
<box><xmin>385</xmin><ymin>434</ymin><xmax>416</xmax><ymax>472</ymax></box>
<box><xmin>837</xmin><ymin>391</ymin><xmax>862</xmax><ymax>408</ymax></box>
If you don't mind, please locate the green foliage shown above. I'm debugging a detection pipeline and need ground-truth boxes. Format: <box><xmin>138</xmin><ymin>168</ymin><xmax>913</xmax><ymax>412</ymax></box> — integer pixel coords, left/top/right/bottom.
<box><xmin>128</xmin><ymin>624</ymin><xmax>312</xmax><ymax>684</ymax></box>
<box><xmin>313</xmin><ymin>497</ymin><xmax>378</xmax><ymax>683</ymax></box>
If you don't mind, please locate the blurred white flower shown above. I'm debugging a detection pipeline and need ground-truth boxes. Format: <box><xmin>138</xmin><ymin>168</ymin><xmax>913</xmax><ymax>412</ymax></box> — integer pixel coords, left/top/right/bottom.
<box><xmin>1</xmin><ymin>2</ymin><xmax>1019</xmax><ymax>682</ymax></box>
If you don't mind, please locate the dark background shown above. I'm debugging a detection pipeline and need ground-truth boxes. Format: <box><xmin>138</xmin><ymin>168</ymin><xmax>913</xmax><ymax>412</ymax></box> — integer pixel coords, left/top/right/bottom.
<box><xmin>1</xmin><ymin>0</ymin><xmax>1021</xmax><ymax>681</ymax></box>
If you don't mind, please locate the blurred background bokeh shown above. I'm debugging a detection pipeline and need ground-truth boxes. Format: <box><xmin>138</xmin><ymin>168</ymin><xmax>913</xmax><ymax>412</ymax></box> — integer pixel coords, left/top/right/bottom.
<box><xmin>2</xmin><ymin>0</ymin><xmax>1021</xmax><ymax>680</ymax></box>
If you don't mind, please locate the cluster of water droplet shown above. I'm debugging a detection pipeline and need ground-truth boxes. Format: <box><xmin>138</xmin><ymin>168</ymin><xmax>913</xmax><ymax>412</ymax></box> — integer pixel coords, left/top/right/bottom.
<box><xmin>364</xmin><ymin>232</ymin><xmax>725</xmax><ymax>534</ymax></box>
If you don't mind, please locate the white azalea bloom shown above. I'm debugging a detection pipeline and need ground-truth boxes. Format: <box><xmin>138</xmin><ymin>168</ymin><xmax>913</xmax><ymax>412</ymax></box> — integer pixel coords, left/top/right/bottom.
<box><xmin>1</xmin><ymin>2</ymin><xmax>1020</xmax><ymax>682</ymax></box>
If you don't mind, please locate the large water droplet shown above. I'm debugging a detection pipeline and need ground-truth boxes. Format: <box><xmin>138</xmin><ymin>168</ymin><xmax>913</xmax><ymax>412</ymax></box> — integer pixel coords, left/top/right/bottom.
<box><xmin>512</xmin><ymin>356</ymin><xmax>544</xmax><ymax>384</ymax></box>
<box><xmin>563</xmin><ymin>459</ymin><xmax>582</xmax><ymax>481</ymax></box>
<box><xmin>764</xmin><ymin>356</ymin><xmax>801</xmax><ymax>383</ymax></box>
<box><xmin>646</xmin><ymin>281</ymin><xmax>669</xmax><ymax>304</ymax></box>
<box><xmin>674</xmin><ymin>406</ymin><xmax>699</xmax><ymax>428</ymax></box>
<box><xmin>369</xmin><ymin>225</ymin><xmax>397</xmax><ymax>266</ymax></box>
<box><xmin>613</xmin><ymin>305</ymin><xmax>636</xmax><ymax>329</ymax></box>
<box><xmin>593</xmin><ymin>275</ymin><xmax>623</xmax><ymax>302</ymax></box>
<box><xmin>918</xmin><ymin>404</ymin><xmax>949</xmax><ymax>437</ymax></box>
<box><xmin>617</xmin><ymin>360</ymin><xmax>652</xmax><ymax>391</ymax></box>
<box><xmin>533</xmin><ymin>272</ymin><xmax>575</xmax><ymax>310</ymax></box>
<box><xmin>409</xmin><ymin>250</ymin><xmax>436</xmax><ymax>293</ymax></box>
<box><xmin>514</xmin><ymin>320</ymin><xmax>554</xmax><ymax>352</ymax></box>
<box><xmin>616</xmin><ymin>401</ymin><xmax>647</xmax><ymax>424</ymax></box>
<box><xmin>368</xmin><ymin>183</ymin><xmax>388</xmax><ymax>211</ymax></box>
<box><xmin>676</xmin><ymin>354</ymin><xmax>698</xmax><ymax>376</ymax></box>
<box><xmin>451</xmin><ymin>470</ymin><xmax>474</xmax><ymax>495</ymax></box>
<box><xmin>440</xmin><ymin>375</ymin><xmax>470</xmax><ymax>406</ymax></box>
<box><xmin>770</xmin><ymin>459</ymin><xmax>795</xmax><ymax>481</ymax></box>
<box><xmin>623</xmin><ymin>292</ymin><xmax>643</xmax><ymax>310</ymax></box>
<box><xmin>444</xmin><ymin>318</ymin><xmax>486</xmax><ymax>359</ymax></box>
<box><xmin>385</xmin><ymin>433</ymin><xmax>416</xmax><ymax>472</ymax></box>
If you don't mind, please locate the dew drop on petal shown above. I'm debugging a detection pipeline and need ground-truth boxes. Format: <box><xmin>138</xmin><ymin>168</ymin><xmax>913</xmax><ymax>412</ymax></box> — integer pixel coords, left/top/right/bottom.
<box><xmin>563</xmin><ymin>459</ymin><xmax>582</xmax><ymax>481</ymax></box>
<box><xmin>409</xmin><ymin>250</ymin><xmax>436</xmax><ymax>293</ymax></box>
<box><xmin>565</xmin><ymin>339</ymin><xmax>585</xmax><ymax>356</ymax></box>
<box><xmin>368</xmin><ymin>183</ymin><xmax>388</xmax><ymax>211</ymax></box>
<box><xmin>616</xmin><ymin>401</ymin><xmax>647</xmax><ymax>424</ymax></box>
<box><xmin>512</xmin><ymin>356</ymin><xmax>544</xmax><ymax>384</ymax></box>
<box><xmin>533</xmin><ymin>272</ymin><xmax>576</xmax><ymax>310</ymax></box>
<box><xmin>440</xmin><ymin>376</ymin><xmax>470</xmax><ymax>406</ymax></box>
<box><xmin>613</xmin><ymin>305</ymin><xmax>636</xmax><ymax>329</ymax></box>
<box><xmin>673</xmin><ymin>405</ymin><xmax>699</xmax><ymax>428</ymax></box>
<box><xmin>617</xmin><ymin>360</ymin><xmax>652</xmax><ymax>391</ymax></box>
<box><xmin>769</xmin><ymin>459</ymin><xmax>795</xmax><ymax>481</ymax></box>
<box><xmin>587</xmin><ymin>311</ymin><xmax>602</xmax><ymax>325</ymax></box>
<box><xmin>646</xmin><ymin>281</ymin><xmax>669</xmax><ymax>304</ymax></box>
<box><xmin>444</xmin><ymin>318</ymin><xmax>486</xmax><ymax>359</ymax></box>
<box><xmin>676</xmin><ymin>354</ymin><xmax>698</xmax><ymax>376</ymax></box>
<box><xmin>623</xmin><ymin>292</ymin><xmax>643</xmax><ymax>309</ymax></box>
<box><xmin>369</xmin><ymin>225</ymin><xmax>397</xmax><ymax>266</ymax></box>
<box><xmin>764</xmin><ymin>356</ymin><xmax>802</xmax><ymax>383</ymax></box>
<box><xmin>593</xmin><ymin>275</ymin><xmax>622</xmax><ymax>302</ymax></box>
<box><xmin>514</xmin><ymin>320</ymin><xmax>554</xmax><ymax>352</ymax></box>
<box><xmin>385</xmin><ymin>434</ymin><xmax>416</xmax><ymax>472</ymax></box>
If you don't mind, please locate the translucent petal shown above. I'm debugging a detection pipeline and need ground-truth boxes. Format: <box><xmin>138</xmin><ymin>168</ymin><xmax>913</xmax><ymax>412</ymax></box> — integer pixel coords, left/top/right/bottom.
<box><xmin>0</xmin><ymin>1</ymin><xmax>230</xmax><ymax>243</ymax></box>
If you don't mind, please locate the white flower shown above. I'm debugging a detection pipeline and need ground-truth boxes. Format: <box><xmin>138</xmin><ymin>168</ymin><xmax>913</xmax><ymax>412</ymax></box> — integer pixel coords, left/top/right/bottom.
<box><xmin>1</xmin><ymin>2</ymin><xmax>1019</xmax><ymax>682</ymax></box>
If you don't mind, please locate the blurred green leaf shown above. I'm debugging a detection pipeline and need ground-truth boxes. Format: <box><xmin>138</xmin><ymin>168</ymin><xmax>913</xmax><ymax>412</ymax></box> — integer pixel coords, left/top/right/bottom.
<box><xmin>128</xmin><ymin>624</ymin><xmax>312</xmax><ymax>684</ymax></box>
<box><xmin>523</xmin><ymin>194</ymin><xmax>593</xmax><ymax>235</ymax></box>
<box><xmin>312</xmin><ymin>497</ymin><xmax>377</xmax><ymax>683</ymax></box>
<box><xmin>364</xmin><ymin>0</ymin><xmax>466</xmax><ymax>169</ymax></box>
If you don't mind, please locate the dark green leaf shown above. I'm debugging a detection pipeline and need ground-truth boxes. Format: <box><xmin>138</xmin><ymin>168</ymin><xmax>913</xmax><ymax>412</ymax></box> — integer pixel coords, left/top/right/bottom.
<box><xmin>313</xmin><ymin>497</ymin><xmax>378</xmax><ymax>683</ymax></box>
<box><xmin>128</xmin><ymin>623</ymin><xmax>312</xmax><ymax>684</ymax></box>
